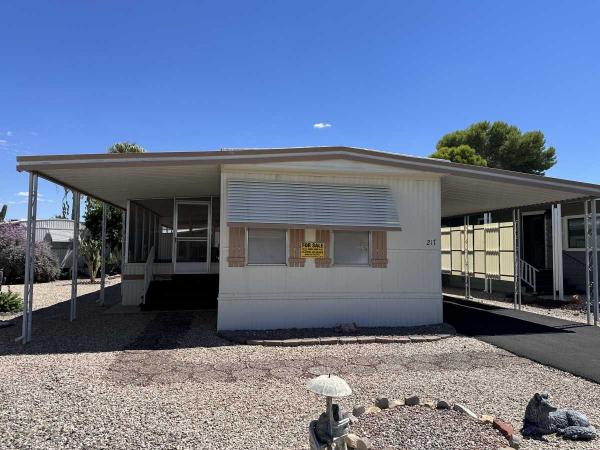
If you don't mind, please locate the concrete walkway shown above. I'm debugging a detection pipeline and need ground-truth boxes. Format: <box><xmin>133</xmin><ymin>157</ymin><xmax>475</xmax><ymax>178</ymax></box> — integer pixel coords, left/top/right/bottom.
<box><xmin>443</xmin><ymin>296</ymin><xmax>600</xmax><ymax>384</ymax></box>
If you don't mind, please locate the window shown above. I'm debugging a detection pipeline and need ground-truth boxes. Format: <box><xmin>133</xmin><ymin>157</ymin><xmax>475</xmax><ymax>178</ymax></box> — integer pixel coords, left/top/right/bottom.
<box><xmin>566</xmin><ymin>217</ymin><xmax>600</xmax><ymax>249</ymax></box>
<box><xmin>247</xmin><ymin>229</ymin><xmax>287</xmax><ymax>264</ymax></box>
<box><xmin>333</xmin><ymin>231</ymin><xmax>369</xmax><ymax>265</ymax></box>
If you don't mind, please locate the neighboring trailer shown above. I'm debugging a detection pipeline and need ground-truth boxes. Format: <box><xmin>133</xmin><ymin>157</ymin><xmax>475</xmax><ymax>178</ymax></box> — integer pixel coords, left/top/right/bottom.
<box><xmin>17</xmin><ymin>218</ymin><xmax>84</xmax><ymax>269</ymax></box>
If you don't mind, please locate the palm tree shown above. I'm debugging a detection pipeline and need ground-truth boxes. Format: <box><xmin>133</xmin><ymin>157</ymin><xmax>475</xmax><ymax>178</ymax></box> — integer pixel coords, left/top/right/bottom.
<box><xmin>107</xmin><ymin>142</ymin><xmax>145</xmax><ymax>154</ymax></box>
<box><xmin>0</xmin><ymin>204</ymin><xmax>7</xmax><ymax>222</ymax></box>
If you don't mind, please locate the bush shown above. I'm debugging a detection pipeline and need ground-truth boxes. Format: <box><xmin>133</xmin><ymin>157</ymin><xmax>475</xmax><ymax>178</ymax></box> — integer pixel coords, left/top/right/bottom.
<box><xmin>34</xmin><ymin>242</ymin><xmax>61</xmax><ymax>282</ymax></box>
<box><xmin>0</xmin><ymin>223</ymin><xmax>60</xmax><ymax>283</ymax></box>
<box><xmin>0</xmin><ymin>290</ymin><xmax>23</xmax><ymax>313</ymax></box>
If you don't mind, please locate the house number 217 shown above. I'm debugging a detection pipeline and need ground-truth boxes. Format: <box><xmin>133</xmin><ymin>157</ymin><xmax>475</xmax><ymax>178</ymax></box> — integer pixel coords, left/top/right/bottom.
<box><xmin>426</xmin><ymin>239</ymin><xmax>437</xmax><ymax>246</ymax></box>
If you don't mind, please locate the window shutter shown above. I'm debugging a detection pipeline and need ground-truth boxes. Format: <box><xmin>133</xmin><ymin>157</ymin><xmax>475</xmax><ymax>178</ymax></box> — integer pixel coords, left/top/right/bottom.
<box><xmin>315</xmin><ymin>229</ymin><xmax>332</xmax><ymax>268</ymax></box>
<box><xmin>370</xmin><ymin>231</ymin><xmax>388</xmax><ymax>268</ymax></box>
<box><xmin>288</xmin><ymin>229</ymin><xmax>305</xmax><ymax>267</ymax></box>
<box><xmin>228</xmin><ymin>226</ymin><xmax>246</xmax><ymax>267</ymax></box>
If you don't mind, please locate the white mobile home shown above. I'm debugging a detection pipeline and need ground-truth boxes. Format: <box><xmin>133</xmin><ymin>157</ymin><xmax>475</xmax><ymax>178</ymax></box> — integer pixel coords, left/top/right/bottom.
<box><xmin>15</xmin><ymin>147</ymin><xmax>600</xmax><ymax>339</ymax></box>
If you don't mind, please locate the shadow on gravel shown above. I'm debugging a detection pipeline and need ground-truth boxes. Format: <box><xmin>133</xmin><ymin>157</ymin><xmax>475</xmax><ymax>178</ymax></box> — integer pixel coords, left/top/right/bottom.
<box><xmin>443</xmin><ymin>297</ymin><xmax>576</xmax><ymax>337</ymax></box>
<box><xmin>0</xmin><ymin>283</ymin><xmax>231</xmax><ymax>356</ymax></box>
<box><xmin>443</xmin><ymin>295</ymin><xmax>600</xmax><ymax>384</ymax></box>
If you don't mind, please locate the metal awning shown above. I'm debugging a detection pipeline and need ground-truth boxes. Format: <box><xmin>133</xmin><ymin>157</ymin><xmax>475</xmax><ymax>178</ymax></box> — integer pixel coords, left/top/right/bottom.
<box><xmin>226</xmin><ymin>180</ymin><xmax>401</xmax><ymax>230</ymax></box>
<box><xmin>16</xmin><ymin>146</ymin><xmax>600</xmax><ymax>217</ymax></box>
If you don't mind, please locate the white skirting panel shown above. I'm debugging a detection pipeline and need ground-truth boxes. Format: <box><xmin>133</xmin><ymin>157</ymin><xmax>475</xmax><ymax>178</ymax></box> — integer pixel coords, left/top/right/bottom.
<box><xmin>122</xmin><ymin>280</ymin><xmax>144</xmax><ymax>305</ymax></box>
<box><xmin>217</xmin><ymin>293</ymin><xmax>443</xmax><ymax>330</ymax></box>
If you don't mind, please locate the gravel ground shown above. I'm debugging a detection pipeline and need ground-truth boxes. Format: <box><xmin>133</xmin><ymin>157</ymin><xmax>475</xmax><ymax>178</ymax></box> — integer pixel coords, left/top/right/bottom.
<box><xmin>445</xmin><ymin>286</ymin><xmax>593</xmax><ymax>325</ymax></box>
<box><xmin>0</xmin><ymin>281</ymin><xmax>599</xmax><ymax>449</ymax></box>
<box><xmin>0</xmin><ymin>275</ymin><xmax>122</xmax><ymax>321</ymax></box>
<box><xmin>352</xmin><ymin>406</ymin><xmax>506</xmax><ymax>450</ymax></box>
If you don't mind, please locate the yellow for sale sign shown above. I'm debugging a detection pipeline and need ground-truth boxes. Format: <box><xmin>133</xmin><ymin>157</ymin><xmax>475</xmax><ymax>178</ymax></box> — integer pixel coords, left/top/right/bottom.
<box><xmin>300</xmin><ymin>241</ymin><xmax>325</xmax><ymax>258</ymax></box>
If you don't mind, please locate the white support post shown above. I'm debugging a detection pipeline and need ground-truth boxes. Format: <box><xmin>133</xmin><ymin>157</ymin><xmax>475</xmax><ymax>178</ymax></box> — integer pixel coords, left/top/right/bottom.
<box><xmin>483</xmin><ymin>212</ymin><xmax>492</xmax><ymax>293</ymax></box>
<box><xmin>124</xmin><ymin>201</ymin><xmax>130</xmax><ymax>265</ymax></box>
<box><xmin>592</xmin><ymin>199</ymin><xmax>599</xmax><ymax>326</ymax></box>
<box><xmin>17</xmin><ymin>172</ymin><xmax>38</xmax><ymax>343</ymax></box>
<box><xmin>551</xmin><ymin>204</ymin><xmax>564</xmax><ymax>301</ymax></box>
<box><xmin>585</xmin><ymin>200</ymin><xmax>592</xmax><ymax>325</ymax></box>
<box><xmin>513</xmin><ymin>209</ymin><xmax>522</xmax><ymax>310</ymax></box>
<box><xmin>463</xmin><ymin>216</ymin><xmax>471</xmax><ymax>301</ymax></box>
<box><xmin>70</xmin><ymin>192</ymin><xmax>80</xmax><ymax>321</ymax></box>
<box><xmin>99</xmin><ymin>202</ymin><xmax>107</xmax><ymax>305</ymax></box>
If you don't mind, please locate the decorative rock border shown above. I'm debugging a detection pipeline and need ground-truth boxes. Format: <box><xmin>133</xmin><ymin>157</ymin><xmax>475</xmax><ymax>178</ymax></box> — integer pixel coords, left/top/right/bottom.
<box><xmin>224</xmin><ymin>334</ymin><xmax>454</xmax><ymax>347</ymax></box>
<box><xmin>346</xmin><ymin>394</ymin><xmax>521</xmax><ymax>450</ymax></box>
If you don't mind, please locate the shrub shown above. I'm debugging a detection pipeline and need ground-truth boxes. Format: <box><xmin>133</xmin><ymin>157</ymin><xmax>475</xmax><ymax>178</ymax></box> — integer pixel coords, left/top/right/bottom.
<box><xmin>34</xmin><ymin>242</ymin><xmax>61</xmax><ymax>282</ymax></box>
<box><xmin>80</xmin><ymin>237</ymin><xmax>101</xmax><ymax>283</ymax></box>
<box><xmin>0</xmin><ymin>290</ymin><xmax>23</xmax><ymax>313</ymax></box>
<box><xmin>0</xmin><ymin>223</ymin><xmax>60</xmax><ymax>283</ymax></box>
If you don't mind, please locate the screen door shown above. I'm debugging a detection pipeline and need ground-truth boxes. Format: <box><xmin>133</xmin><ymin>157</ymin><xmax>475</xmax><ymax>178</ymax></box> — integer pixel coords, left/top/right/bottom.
<box><xmin>173</xmin><ymin>201</ymin><xmax>211</xmax><ymax>273</ymax></box>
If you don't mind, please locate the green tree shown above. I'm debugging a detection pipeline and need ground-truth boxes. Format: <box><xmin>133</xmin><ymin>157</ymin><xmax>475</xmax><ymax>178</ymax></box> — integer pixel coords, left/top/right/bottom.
<box><xmin>0</xmin><ymin>204</ymin><xmax>7</xmax><ymax>222</ymax></box>
<box><xmin>430</xmin><ymin>144</ymin><xmax>487</xmax><ymax>166</ymax></box>
<box><xmin>108</xmin><ymin>141</ymin><xmax>145</xmax><ymax>154</ymax></box>
<box><xmin>83</xmin><ymin>198</ymin><xmax>123</xmax><ymax>248</ymax></box>
<box><xmin>432</xmin><ymin>121</ymin><xmax>557</xmax><ymax>175</ymax></box>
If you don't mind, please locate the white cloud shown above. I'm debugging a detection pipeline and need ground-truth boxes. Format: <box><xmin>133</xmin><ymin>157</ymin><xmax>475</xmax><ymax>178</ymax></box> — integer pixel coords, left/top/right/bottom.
<box><xmin>313</xmin><ymin>122</ymin><xmax>332</xmax><ymax>129</ymax></box>
<box><xmin>17</xmin><ymin>191</ymin><xmax>44</xmax><ymax>197</ymax></box>
<box><xmin>6</xmin><ymin>131</ymin><xmax>12</xmax><ymax>137</ymax></box>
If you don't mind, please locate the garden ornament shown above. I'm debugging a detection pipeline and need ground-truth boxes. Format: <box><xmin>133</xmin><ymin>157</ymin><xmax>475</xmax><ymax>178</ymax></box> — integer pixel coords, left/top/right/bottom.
<box><xmin>522</xmin><ymin>392</ymin><xmax>597</xmax><ymax>440</ymax></box>
<box><xmin>307</xmin><ymin>374</ymin><xmax>352</xmax><ymax>450</ymax></box>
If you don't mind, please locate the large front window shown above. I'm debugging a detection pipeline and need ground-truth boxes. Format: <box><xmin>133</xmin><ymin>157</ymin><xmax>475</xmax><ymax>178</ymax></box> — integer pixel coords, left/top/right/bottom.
<box><xmin>333</xmin><ymin>231</ymin><xmax>369</xmax><ymax>265</ymax></box>
<box><xmin>247</xmin><ymin>229</ymin><xmax>287</xmax><ymax>265</ymax></box>
<box><xmin>567</xmin><ymin>217</ymin><xmax>600</xmax><ymax>249</ymax></box>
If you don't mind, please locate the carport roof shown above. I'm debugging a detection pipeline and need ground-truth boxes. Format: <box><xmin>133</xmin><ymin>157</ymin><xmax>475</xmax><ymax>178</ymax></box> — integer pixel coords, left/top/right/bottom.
<box><xmin>16</xmin><ymin>146</ymin><xmax>600</xmax><ymax>218</ymax></box>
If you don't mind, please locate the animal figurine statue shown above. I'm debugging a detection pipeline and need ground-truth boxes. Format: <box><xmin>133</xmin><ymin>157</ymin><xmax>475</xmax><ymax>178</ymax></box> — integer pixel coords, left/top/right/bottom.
<box><xmin>522</xmin><ymin>392</ymin><xmax>597</xmax><ymax>440</ymax></box>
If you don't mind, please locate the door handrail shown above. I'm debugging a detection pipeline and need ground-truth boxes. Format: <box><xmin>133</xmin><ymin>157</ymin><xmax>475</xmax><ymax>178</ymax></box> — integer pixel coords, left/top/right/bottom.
<box><xmin>520</xmin><ymin>259</ymin><xmax>539</xmax><ymax>292</ymax></box>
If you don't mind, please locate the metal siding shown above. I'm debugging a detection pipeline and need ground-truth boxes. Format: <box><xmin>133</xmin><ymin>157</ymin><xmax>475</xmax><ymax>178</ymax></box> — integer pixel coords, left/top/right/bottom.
<box><xmin>218</xmin><ymin>165</ymin><xmax>442</xmax><ymax>330</ymax></box>
<box><xmin>227</xmin><ymin>180</ymin><xmax>401</xmax><ymax>229</ymax></box>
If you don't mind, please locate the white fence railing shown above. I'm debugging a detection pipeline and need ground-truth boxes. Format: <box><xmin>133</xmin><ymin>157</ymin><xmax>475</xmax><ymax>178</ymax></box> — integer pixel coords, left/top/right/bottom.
<box><xmin>520</xmin><ymin>258</ymin><xmax>539</xmax><ymax>292</ymax></box>
<box><xmin>142</xmin><ymin>246</ymin><xmax>155</xmax><ymax>304</ymax></box>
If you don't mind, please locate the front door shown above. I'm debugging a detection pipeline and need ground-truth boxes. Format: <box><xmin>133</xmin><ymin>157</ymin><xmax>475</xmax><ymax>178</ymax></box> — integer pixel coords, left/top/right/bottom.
<box><xmin>522</xmin><ymin>213</ymin><xmax>546</xmax><ymax>269</ymax></box>
<box><xmin>173</xmin><ymin>201</ymin><xmax>211</xmax><ymax>273</ymax></box>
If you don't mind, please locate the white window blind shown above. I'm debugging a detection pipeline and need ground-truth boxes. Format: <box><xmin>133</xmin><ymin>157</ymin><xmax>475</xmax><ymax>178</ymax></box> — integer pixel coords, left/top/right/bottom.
<box><xmin>333</xmin><ymin>231</ymin><xmax>370</xmax><ymax>265</ymax></box>
<box><xmin>247</xmin><ymin>228</ymin><xmax>287</xmax><ymax>264</ymax></box>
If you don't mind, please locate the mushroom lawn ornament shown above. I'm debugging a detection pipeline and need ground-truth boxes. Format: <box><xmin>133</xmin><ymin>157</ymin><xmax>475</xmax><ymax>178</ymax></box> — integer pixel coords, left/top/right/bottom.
<box><xmin>307</xmin><ymin>374</ymin><xmax>353</xmax><ymax>450</ymax></box>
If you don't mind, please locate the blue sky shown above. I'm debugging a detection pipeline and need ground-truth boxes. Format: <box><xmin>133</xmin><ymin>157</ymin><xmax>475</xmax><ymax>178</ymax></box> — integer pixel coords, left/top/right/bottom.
<box><xmin>1</xmin><ymin>1</ymin><xmax>599</xmax><ymax>219</ymax></box>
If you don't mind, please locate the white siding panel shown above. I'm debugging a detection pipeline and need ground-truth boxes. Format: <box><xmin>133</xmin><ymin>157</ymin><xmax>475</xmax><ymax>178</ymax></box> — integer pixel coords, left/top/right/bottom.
<box><xmin>218</xmin><ymin>295</ymin><xmax>442</xmax><ymax>330</ymax></box>
<box><xmin>218</xmin><ymin>167</ymin><xmax>442</xmax><ymax>330</ymax></box>
<box><xmin>121</xmin><ymin>262</ymin><xmax>174</xmax><ymax>305</ymax></box>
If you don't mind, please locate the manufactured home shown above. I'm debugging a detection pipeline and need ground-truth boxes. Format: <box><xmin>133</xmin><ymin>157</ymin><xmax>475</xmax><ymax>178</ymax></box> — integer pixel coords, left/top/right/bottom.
<box><xmin>442</xmin><ymin>200</ymin><xmax>600</xmax><ymax>298</ymax></box>
<box><xmin>15</xmin><ymin>147</ymin><xmax>600</xmax><ymax>340</ymax></box>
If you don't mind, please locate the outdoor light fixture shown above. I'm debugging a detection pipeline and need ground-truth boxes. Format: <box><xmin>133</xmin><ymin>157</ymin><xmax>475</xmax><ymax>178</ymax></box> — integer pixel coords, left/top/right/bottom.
<box><xmin>307</xmin><ymin>374</ymin><xmax>352</xmax><ymax>450</ymax></box>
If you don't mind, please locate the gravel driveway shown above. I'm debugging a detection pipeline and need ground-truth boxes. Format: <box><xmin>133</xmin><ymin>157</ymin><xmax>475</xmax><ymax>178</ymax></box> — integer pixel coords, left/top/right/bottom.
<box><xmin>1</xmin><ymin>280</ymin><xmax>600</xmax><ymax>449</ymax></box>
